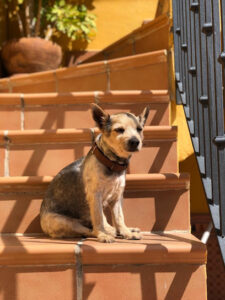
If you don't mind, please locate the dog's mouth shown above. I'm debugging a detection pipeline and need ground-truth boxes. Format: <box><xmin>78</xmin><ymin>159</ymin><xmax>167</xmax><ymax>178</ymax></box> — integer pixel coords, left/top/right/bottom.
<box><xmin>128</xmin><ymin>148</ymin><xmax>140</xmax><ymax>152</ymax></box>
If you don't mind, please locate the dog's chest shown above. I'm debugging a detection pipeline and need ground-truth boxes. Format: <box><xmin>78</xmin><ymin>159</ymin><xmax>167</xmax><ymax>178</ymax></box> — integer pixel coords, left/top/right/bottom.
<box><xmin>99</xmin><ymin>173</ymin><xmax>125</xmax><ymax>206</ymax></box>
<box><xmin>83</xmin><ymin>155</ymin><xmax>126</xmax><ymax>205</ymax></box>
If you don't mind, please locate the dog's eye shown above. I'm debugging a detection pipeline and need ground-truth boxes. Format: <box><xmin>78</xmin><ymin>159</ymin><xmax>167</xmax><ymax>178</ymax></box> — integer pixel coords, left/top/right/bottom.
<box><xmin>137</xmin><ymin>127</ymin><xmax>142</xmax><ymax>132</ymax></box>
<box><xmin>114</xmin><ymin>127</ymin><xmax>125</xmax><ymax>134</ymax></box>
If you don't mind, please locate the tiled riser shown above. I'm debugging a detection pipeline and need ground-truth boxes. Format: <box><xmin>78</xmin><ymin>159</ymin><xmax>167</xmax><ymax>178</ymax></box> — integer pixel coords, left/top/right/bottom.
<box><xmin>0</xmin><ymin>266</ymin><xmax>76</xmax><ymax>300</ymax></box>
<box><xmin>87</xmin><ymin>24</ymin><xmax>170</xmax><ymax>62</ymax></box>
<box><xmin>85</xmin><ymin>21</ymin><xmax>170</xmax><ymax>63</ymax></box>
<box><xmin>82</xmin><ymin>15</ymin><xmax>170</xmax><ymax>64</ymax></box>
<box><xmin>123</xmin><ymin>189</ymin><xmax>189</xmax><ymax>231</ymax></box>
<box><xmin>134</xmin><ymin>24</ymin><xmax>170</xmax><ymax>53</ymax></box>
<box><xmin>0</xmin><ymin>51</ymin><xmax>168</xmax><ymax>93</ymax></box>
<box><xmin>0</xmin><ymin>188</ymin><xmax>189</xmax><ymax>233</ymax></box>
<box><xmin>0</xmin><ymin>140</ymin><xmax>177</xmax><ymax>176</ymax></box>
<box><xmin>0</xmin><ymin>103</ymin><xmax>169</xmax><ymax>130</ymax></box>
<box><xmin>0</xmin><ymin>263</ymin><xmax>206</xmax><ymax>300</ymax></box>
<box><xmin>5</xmin><ymin>62</ymin><xmax>167</xmax><ymax>93</ymax></box>
<box><xmin>83</xmin><ymin>264</ymin><xmax>206</xmax><ymax>300</ymax></box>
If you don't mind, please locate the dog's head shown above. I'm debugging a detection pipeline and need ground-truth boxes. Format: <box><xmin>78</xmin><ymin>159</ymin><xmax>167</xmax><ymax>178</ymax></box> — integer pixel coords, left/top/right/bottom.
<box><xmin>91</xmin><ymin>104</ymin><xmax>150</xmax><ymax>158</ymax></box>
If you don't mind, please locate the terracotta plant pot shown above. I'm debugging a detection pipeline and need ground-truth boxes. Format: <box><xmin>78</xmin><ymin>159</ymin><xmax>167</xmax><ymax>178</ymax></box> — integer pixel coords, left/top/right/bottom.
<box><xmin>1</xmin><ymin>37</ymin><xmax>62</xmax><ymax>75</ymax></box>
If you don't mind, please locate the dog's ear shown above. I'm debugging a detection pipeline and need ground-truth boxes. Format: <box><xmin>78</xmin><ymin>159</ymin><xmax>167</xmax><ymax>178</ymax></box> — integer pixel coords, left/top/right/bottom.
<box><xmin>138</xmin><ymin>106</ymin><xmax>150</xmax><ymax>127</ymax></box>
<box><xmin>91</xmin><ymin>103</ymin><xmax>111</xmax><ymax>130</ymax></box>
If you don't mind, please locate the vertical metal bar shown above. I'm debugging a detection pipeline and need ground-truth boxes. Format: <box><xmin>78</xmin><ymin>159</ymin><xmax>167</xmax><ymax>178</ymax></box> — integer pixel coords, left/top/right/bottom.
<box><xmin>215</xmin><ymin>1</ymin><xmax>225</xmax><ymax>137</ymax></box>
<box><xmin>218</xmin><ymin>0</ymin><xmax>225</xmax><ymax>236</ymax></box>
<box><xmin>180</xmin><ymin>0</ymin><xmax>188</xmax><ymax>108</ymax></box>
<box><xmin>186</xmin><ymin>0</ymin><xmax>195</xmax><ymax>129</ymax></box>
<box><xmin>192</xmin><ymin>0</ymin><xmax>206</xmax><ymax>172</ymax></box>
<box><xmin>182</xmin><ymin>0</ymin><xmax>191</xmax><ymax>115</ymax></box>
<box><xmin>177</xmin><ymin>0</ymin><xmax>186</xmax><ymax>105</ymax></box>
<box><xmin>189</xmin><ymin>0</ymin><xmax>199</xmax><ymax>153</ymax></box>
<box><xmin>199</xmin><ymin>0</ymin><xmax>212</xmax><ymax>198</ymax></box>
<box><xmin>173</xmin><ymin>0</ymin><xmax>182</xmax><ymax>104</ymax></box>
<box><xmin>204</xmin><ymin>0</ymin><xmax>220</xmax><ymax>208</ymax></box>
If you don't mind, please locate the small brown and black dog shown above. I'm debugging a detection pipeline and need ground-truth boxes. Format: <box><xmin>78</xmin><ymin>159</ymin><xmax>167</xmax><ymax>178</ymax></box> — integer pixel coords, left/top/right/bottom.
<box><xmin>40</xmin><ymin>104</ymin><xmax>149</xmax><ymax>243</ymax></box>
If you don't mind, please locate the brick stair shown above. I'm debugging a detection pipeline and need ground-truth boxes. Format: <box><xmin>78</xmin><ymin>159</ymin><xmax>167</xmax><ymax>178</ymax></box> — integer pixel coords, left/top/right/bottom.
<box><xmin>0</xmin><ymin>90</ymin><xmax>169</xmax><ymax>130</ymax></box>
<box><xmin>0</xmin><ymin>50</ymin><xmax>168</xmax><ymax>93</ymax></box>
<box><xmin>0</xmin><ymin>14</ymin><xmax>207</xmax><ymax>300</ymax></box>
<box><xmin>0</xmin><ymin>173</ymin><xmax>190</xmax><ymax>234</ymax></box>
<box><xmin>0</xmin><ymin>126</ymin><xmax>177</xmax><ymax>176</ymax></box>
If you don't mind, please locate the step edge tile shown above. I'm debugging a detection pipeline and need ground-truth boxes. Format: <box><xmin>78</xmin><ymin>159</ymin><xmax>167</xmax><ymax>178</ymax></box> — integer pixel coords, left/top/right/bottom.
<box><xmin>0</xmin><ymin>126</ymin><xmax>177</xmax><ymax>145</ymax></box>
<box><xmin>0</xmin><ymin>173</ymin><xmax>190</xmax><ymax>193</ymax></box>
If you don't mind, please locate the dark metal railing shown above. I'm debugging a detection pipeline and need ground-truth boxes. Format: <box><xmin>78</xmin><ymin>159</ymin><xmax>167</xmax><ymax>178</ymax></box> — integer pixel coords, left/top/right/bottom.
<box><xmin>173</xmin><ymin>0</ymin><xmax>225</xmax><ymax>265</ymax></box>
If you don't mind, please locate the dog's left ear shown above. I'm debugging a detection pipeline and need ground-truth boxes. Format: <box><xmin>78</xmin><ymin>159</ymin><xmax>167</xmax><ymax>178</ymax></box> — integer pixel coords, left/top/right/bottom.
<box><xmin>91</xmin><ymin>103</ymin><xmax>111</xmax><ymax>130</ymax></box>
<box><xmin>138</xmin><ymin>106</ymin><xmax>150</xmax><ymax>127</ymax></box>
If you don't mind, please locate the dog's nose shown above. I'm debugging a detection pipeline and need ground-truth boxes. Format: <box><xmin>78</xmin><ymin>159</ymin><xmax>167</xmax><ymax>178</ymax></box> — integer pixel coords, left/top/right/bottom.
<box><xmin>128</xmin><ymin>137</ymin><xmax>140</xmax><ymax>151</ymax></box>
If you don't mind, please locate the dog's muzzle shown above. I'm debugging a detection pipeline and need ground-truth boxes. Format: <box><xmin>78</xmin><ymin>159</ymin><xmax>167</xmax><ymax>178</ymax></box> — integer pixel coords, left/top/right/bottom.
<box><xmin>127</xmin><ymin>137</ymin><xmax>140</xmax><ymax>152</ymax></box>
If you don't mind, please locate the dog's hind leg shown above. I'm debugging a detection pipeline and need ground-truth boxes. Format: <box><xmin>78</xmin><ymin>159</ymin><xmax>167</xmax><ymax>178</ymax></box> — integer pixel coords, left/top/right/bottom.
<box><xmin>40</xmin><ymin>212</ymin><xmax>94</xmax><ymax>239</ymax></box>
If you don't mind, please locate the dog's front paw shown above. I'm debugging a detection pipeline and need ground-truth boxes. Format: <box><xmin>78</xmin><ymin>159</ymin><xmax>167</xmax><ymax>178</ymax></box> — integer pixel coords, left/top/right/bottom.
<box><xmin>97</xmin><ymin>232</ymin><xmax>115</xmax><ymax>243</ymax></box>
<box><xmin>104</xmin><ymin>225</ymin><xmax>117</xmax><ymax>237</ymax></box>
<box><xmin>119</xmin><ymin>228</ymin><xmax>142</xmax><ymax>240</ymax></box>
<box><xmin>128</xmin><ymin>231</ymin><xmax>142</xmax><ymax>240</ymax></box>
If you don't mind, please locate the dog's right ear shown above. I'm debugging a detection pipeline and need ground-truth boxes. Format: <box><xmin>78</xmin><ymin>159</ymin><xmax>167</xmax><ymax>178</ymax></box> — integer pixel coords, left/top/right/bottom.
<box><xmin>91</xmin><ymin>103</ymin><xmax>110</xmax><ymax>130</ymax></box>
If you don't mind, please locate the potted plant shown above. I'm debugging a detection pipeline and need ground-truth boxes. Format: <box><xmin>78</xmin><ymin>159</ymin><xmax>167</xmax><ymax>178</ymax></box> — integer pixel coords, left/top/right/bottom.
<box><xmin>1</xmin><ymin>0</ymin><xmax>96</xmax><ymax>75</ymax></box>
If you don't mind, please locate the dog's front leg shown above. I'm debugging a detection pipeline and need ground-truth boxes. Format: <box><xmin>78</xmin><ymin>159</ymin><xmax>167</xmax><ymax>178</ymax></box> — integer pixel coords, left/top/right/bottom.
<box><xmin>88</xmin><ymin>193</ymin><xmax>115</xmax><ymax>243</ymax></box>
<box><xmin>111</xmin><ymin>198</ymin><xmax>142</xmax><ymax>240</ymax></box>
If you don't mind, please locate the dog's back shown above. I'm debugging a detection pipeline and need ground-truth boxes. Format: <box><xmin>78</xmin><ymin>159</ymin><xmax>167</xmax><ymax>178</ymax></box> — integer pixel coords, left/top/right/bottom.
<box><xmin>40</xmin><ymin>156</ymin><xmax>92</xmax><ymax>236</ymax></box>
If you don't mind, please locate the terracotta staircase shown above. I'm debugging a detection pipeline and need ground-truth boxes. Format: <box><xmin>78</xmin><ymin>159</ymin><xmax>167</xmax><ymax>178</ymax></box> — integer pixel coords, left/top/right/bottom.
<box><xmin>0</xmin><ymin>14</ymin><xmax>207</xmax><ymax>300</ymax></box>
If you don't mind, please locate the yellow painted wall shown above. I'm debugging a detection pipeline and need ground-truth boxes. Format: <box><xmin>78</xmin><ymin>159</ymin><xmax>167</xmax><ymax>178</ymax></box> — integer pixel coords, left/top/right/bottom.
<box><xmin>167</xmin><ymin>0</ymin><xmax>208</xmax><ymax>214</ymax></box>
<box><xmin>87</xmin><ymin>0</ymin><xmax>159</xmax><ymax>50</ymax></box>
<box><xmin>171</xmin><ymin>102</ymin><xmax>209</xmax><ymax>213</ymax></box>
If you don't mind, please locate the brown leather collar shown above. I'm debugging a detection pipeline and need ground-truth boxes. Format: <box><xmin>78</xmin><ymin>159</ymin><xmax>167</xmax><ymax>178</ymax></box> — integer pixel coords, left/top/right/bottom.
<box><xmin>91</xmin><ymin>143</ymin><xmax>128</xmax><ymax>173</ymax></box>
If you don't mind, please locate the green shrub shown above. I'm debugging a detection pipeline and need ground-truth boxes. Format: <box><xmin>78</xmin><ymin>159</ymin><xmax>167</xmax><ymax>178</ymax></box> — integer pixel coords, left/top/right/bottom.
<box><xmin>3</xmin><ymin>0</ymin><xmax>96</xmax><ymax>43</ymax></box>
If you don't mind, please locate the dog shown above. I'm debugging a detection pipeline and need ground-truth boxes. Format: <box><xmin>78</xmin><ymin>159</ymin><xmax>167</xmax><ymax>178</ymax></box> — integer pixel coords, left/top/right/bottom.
<box><xmin>40</xmin><ymin>103</ymin><xmax>149</xmax><ymax>243</ymax></box>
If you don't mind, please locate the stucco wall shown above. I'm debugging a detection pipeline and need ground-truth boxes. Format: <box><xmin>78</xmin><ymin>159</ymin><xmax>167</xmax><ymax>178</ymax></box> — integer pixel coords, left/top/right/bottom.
<box><xmin>171</xmin><ymin>102</ymin><xmax>209</xmax><ymax>213</ymax></box>
<box><xmin>86</xmin><ymin>0</ymin><xmax>159</xmax><ymax>50</ymax></box>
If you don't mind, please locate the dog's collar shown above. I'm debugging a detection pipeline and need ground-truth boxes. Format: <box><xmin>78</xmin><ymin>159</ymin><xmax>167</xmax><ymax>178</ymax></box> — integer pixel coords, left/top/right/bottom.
<box><xmin>91</xmin><ymin>143</ymin><xmax>129</xmax><ymax>173</ymax></box>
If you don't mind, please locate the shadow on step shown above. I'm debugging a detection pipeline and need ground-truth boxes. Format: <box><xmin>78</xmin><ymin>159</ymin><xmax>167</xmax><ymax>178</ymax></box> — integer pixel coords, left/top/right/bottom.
<box><xmin>23</xmin><ymin>101</ymin><xmax>167</xmax><ymax>130</ymax></box>
<box><xmin>0</xmin><ymin>194</ymin><xmax>43</xmax><ymax>234</ymax></box>
<box><xmin>0</xmin><ymin>233</ymin><xmax>78</xmax><ymax>299</ymax></box>
<box><xmin>82</xmin><ymin>232</ymin><xmax>205</xmax><ymax>299</ymax></box>
<box><xmin>83</xmin><ymin>263</ymin><xmax>199</xmax><ymax>300</ymax></box>
<box><xmin>0</xmin><ymin>264</ymin><xmax>77</xmax><ymax>300</ymax></box>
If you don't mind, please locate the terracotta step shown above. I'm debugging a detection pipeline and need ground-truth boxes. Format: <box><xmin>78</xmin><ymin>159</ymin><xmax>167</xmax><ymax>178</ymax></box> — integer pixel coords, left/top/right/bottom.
<box><xmin>79</xmin><ymin>14</ymin><xmax>171</xmax><ymax>64</ymax></box>
<box><xmin>0</xmin><ymin>90</ymin><xmax>170</xmax><ymax>130</ymax></box>
<box><xmin>0</xmin><ymin>126</ymin><xmax>177</xmax><ymax>177</ymax></box>
<box><xmin>0</xmin><ymin>50</ymin><xmax>168</xmax><ymax>93</ymax></box>
<box><xmin>0</xmin><ymin>233</ymin><xmax>206</xmax><ymax>300</ymax></box>
<box><xmin>0</xmin><ymin>173</ymin><xmax>189</xmax><ymax>234</ymax></box>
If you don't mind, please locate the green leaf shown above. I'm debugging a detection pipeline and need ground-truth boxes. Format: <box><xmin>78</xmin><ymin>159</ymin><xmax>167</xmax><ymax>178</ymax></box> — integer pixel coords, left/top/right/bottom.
<box><xmin>44</xmin><ymin>3</ymin><xmax>96</xmax><ymax>43</ymax></box>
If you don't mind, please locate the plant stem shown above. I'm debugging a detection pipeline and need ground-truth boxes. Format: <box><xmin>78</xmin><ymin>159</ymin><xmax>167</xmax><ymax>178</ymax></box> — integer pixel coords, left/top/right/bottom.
<box><xmin>45</xmin><ymin>25</ymin><xmax>53</xmax><ymax>40</ymax></box>
<box><xmin>35</xmin><ymin>0</ymin><xmax>42</xmax><ymax>37</ymax></box>
<box><xmin>24</xmin><ymin>0</ymin><xmax>31</xmax><ymax>37</ymax></box>
<box><xmin>16</xmin><ymin>10</ymin><xmax>25</xmax><ymax>37</ymax></box>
